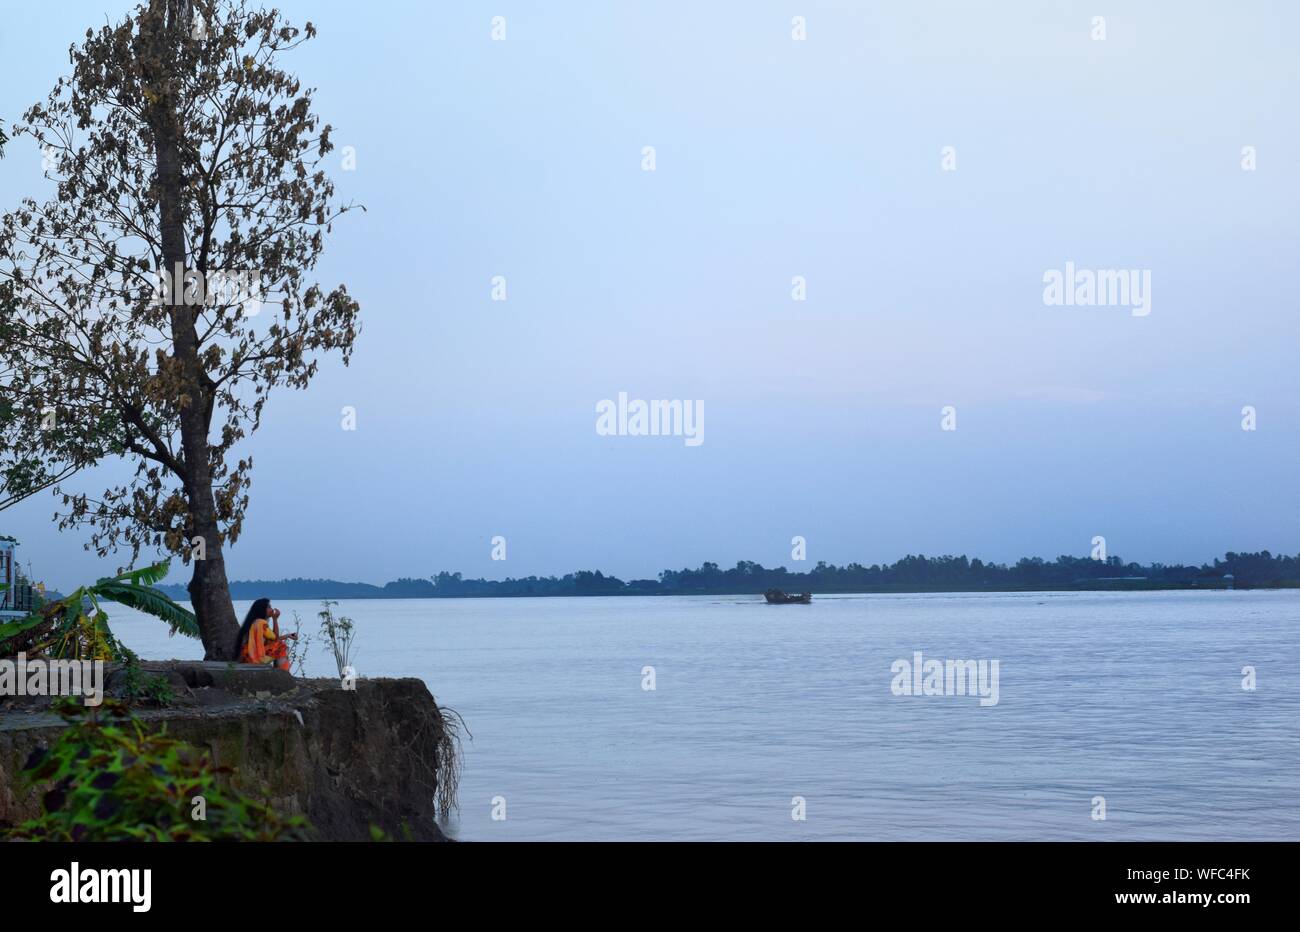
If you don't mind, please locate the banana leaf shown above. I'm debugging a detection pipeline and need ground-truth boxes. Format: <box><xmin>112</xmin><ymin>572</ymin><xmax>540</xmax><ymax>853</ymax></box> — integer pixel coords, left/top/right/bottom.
<box><xmin>94</xmin><ymin>580</ymin><xmax>199</xmax><ymax>638</ymax></box>
<box><xmin>0</xmin><ymin>559</ymin><xmax>198</xmax><ymax>660</ymax></box>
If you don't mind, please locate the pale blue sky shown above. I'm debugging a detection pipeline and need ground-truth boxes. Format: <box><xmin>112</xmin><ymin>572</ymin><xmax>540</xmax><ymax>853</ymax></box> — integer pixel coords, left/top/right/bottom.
<box><xmin>2</xmin><ymin>1</ymin><xmax>1298</xmax><ymax>589</ymax></box>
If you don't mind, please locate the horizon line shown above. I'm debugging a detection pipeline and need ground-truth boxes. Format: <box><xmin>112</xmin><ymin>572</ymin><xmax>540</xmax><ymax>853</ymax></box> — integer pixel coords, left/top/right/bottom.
<box><xmin>143</xmin><ymin>547</ymin><xmax>1296</xmax><ymax>592</ymax></box>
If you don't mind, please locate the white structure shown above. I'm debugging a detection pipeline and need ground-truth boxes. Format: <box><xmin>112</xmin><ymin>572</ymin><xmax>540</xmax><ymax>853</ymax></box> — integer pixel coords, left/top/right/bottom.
<box><xmin>0</xmin><ymin>538</ymin><xmax>36</xmax><ymax>620</ymax></box>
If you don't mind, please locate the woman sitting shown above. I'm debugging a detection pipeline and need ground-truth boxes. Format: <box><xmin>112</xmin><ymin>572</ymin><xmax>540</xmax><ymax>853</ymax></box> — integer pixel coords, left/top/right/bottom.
<box><xmin>237</xmin><ymin>598</ymin><xmax>295</xmax><ymax>671</ymax></box>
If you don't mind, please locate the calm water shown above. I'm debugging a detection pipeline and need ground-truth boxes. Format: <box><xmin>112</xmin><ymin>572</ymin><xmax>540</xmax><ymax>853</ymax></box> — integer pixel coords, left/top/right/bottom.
<box><xmin>106</xmin><ymin>590</ymin><xmax>1300</xmax><ymax>841</ymax></box>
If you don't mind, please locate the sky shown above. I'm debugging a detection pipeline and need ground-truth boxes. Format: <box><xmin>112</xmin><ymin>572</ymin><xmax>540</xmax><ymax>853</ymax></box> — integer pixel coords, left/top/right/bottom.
<box><xmin>1</xmin><ymin>1</ymin><xmax>1298</xmax><ymax>591</ymax></box>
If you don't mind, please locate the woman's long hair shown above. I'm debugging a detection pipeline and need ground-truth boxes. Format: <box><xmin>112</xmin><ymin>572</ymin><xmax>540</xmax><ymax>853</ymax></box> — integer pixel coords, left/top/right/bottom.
<box><xmin>236</xmin><ymin>598</ymin><xmax>272</xmax><ymax>654</ymax></box>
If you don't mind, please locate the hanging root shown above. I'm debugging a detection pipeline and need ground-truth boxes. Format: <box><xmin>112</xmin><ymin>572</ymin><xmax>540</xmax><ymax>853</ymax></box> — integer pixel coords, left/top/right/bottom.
<box><xmin>432</xmin><ymin>703</ymin><xmax>470</xmax><ymax>820</ymax></box>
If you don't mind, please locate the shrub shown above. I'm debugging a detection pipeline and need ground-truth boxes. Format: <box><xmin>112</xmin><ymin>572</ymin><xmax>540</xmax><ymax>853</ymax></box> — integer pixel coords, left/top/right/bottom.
<box><xmin>119</xmin><ymin>652</ymin><xmax>176</xmax><ymax>707</ymax></box>
<box><xmin>5</xmin><ymin>698</ymin><xmax>311</xmax><ymax>841</ymax></box>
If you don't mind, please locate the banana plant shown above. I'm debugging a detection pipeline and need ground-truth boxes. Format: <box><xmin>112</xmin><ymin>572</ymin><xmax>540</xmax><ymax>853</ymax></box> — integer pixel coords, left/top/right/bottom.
<box><xmin>0</xmin><ymin>560</ymin><xmax>197</xmax><ymax>661</ymax></box>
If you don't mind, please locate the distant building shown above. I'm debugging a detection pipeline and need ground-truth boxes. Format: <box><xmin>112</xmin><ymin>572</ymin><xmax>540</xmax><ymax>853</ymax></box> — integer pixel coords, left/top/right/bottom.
<box><xmin>0</xmin><ymin>538</ymin><xmax>41</xmax><ymax>619</ymax></box>
<box><xmin>1224</xmin><ymin>573</ymin><xmax>1235</xmax><ymax>590</ymax></box>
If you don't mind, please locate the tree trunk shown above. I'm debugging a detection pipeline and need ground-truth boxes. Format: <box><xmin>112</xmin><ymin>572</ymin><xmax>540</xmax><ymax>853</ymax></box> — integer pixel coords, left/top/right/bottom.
<box><xmin>145</xmin><ymin>0</ymin><xmax>240</xmax><ymax>660</ymax></box>
<box><xmin>187</xmin><ymin>524</ymin><xmax>240</xmax><ymax>659</ymax></box>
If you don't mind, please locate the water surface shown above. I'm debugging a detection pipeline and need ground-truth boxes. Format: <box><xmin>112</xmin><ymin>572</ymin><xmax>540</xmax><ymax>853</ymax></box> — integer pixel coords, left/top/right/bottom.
<box><xmin>108</xmin><ymin>589</ymin><xmax>1300</xmax><ymax>840</ymax></box>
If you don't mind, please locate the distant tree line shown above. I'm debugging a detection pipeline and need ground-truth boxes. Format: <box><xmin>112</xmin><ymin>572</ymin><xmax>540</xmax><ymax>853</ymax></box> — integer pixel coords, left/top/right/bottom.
<box><xmin>152</xmin><ymin>551</ymin><xmax>1300</xmax><ymax>601</ymax></box>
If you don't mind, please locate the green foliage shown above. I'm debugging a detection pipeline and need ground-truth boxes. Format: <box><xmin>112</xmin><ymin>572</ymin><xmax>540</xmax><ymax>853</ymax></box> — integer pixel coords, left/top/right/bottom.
<box><xmin>0</xmin><ymin>583</ymin><xmax>32</xmax><ymax>641</ymax></box>
<box><xmin>4</xmin><ymin>697</ymin><xmax>311</xmax><ymax>841</ymax></box>
<box><xmin>368</xmin><ymin>822</ymin><xmax>416</xmax><ymax>842</ymax></box>
<box><xmin>0</xmin><ymin>559</ymin><xmax>197</xmax><ymax>661</ymax></box>
<box><xmin>120</xmin><ymin>652</ymin><xmax>175</xmax><ymax>707</ymax></box>
<box><xmin>93</xmin><ymin>564</ymin><xmax>200</xmax><ymax>639</ymax></box>
<box><xmin>318</xmin><ymin>599</ymin><xmax>356</xmax><ymax>678</ymax></box>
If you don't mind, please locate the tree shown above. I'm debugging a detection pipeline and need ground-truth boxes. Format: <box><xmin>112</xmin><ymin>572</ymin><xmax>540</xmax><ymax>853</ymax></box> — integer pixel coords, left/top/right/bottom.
<box><xmin>0</xmin><ymin>0</ymin><xmax>360</xmax><ymax>658</ymax></box>
<box><xmin>0</xmin><ymin>121</ymin><xmax>101</xmax><ymax>512</ymax></box>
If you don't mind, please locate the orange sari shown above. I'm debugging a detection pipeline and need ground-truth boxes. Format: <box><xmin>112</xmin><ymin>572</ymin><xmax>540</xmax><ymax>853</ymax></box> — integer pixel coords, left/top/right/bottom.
<box><xmin>240</xmin><ymin>618</ymin><xmax>290</xmax><ymax>671</ymax></box>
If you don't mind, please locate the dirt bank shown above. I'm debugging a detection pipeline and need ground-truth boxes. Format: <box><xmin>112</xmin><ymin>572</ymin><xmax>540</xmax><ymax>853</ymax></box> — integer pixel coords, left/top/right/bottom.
<box><xmin>0</xmin><ymin>661</ymin><xmax>454</xmax><ymax>841</ymax></box>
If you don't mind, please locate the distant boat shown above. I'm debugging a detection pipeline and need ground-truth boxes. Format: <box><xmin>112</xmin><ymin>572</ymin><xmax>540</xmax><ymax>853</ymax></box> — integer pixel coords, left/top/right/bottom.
<box><xmin>763</xmin><ymin>589</ymin><xmax>811</xmax><ymax>604</ymax></box>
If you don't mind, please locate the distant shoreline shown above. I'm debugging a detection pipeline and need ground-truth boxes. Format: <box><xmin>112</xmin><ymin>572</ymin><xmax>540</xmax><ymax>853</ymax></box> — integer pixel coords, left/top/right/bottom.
<box><xmin>151</xmin><ymin>549</ymin><xmax>1299</xmax><ymax>603</ymax></box>
<box><xmin>153</xmin><ymin>582</ymin><xmax>1295</xmax><ymax>603</ymax></box>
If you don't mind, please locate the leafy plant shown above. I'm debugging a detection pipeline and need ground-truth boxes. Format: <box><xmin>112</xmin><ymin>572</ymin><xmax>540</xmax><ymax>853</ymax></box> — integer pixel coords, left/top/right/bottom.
<box><xmin>287</xmin><ymin>610</ymin><xmax>314</xmax><ymax>677</ymax></box>
<box><xmin>119</xmin><ymin>652</ymin><xmax>175</xmax><ymax>707</ymax></box>
<box><xmin>0</xmin><ymin>560</ymin><xmax>197</xmax><ymax>661</ymax></box>
<box><xmin>5</xmin><ymin>697</ymin><xmax>311</xmax><ymax>841</ymax></box>
<box><xmin>318</xmin><ymin>600</ymin><xmax>356</xmax><ymax>679</ymax></box>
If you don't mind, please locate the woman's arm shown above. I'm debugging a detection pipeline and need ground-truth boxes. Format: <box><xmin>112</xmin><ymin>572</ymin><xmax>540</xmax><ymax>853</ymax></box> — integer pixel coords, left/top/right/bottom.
<box><xmin>267</xmin><ymin>608</ymin><xmax>296</xmax><ymax>640</ymax></box>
